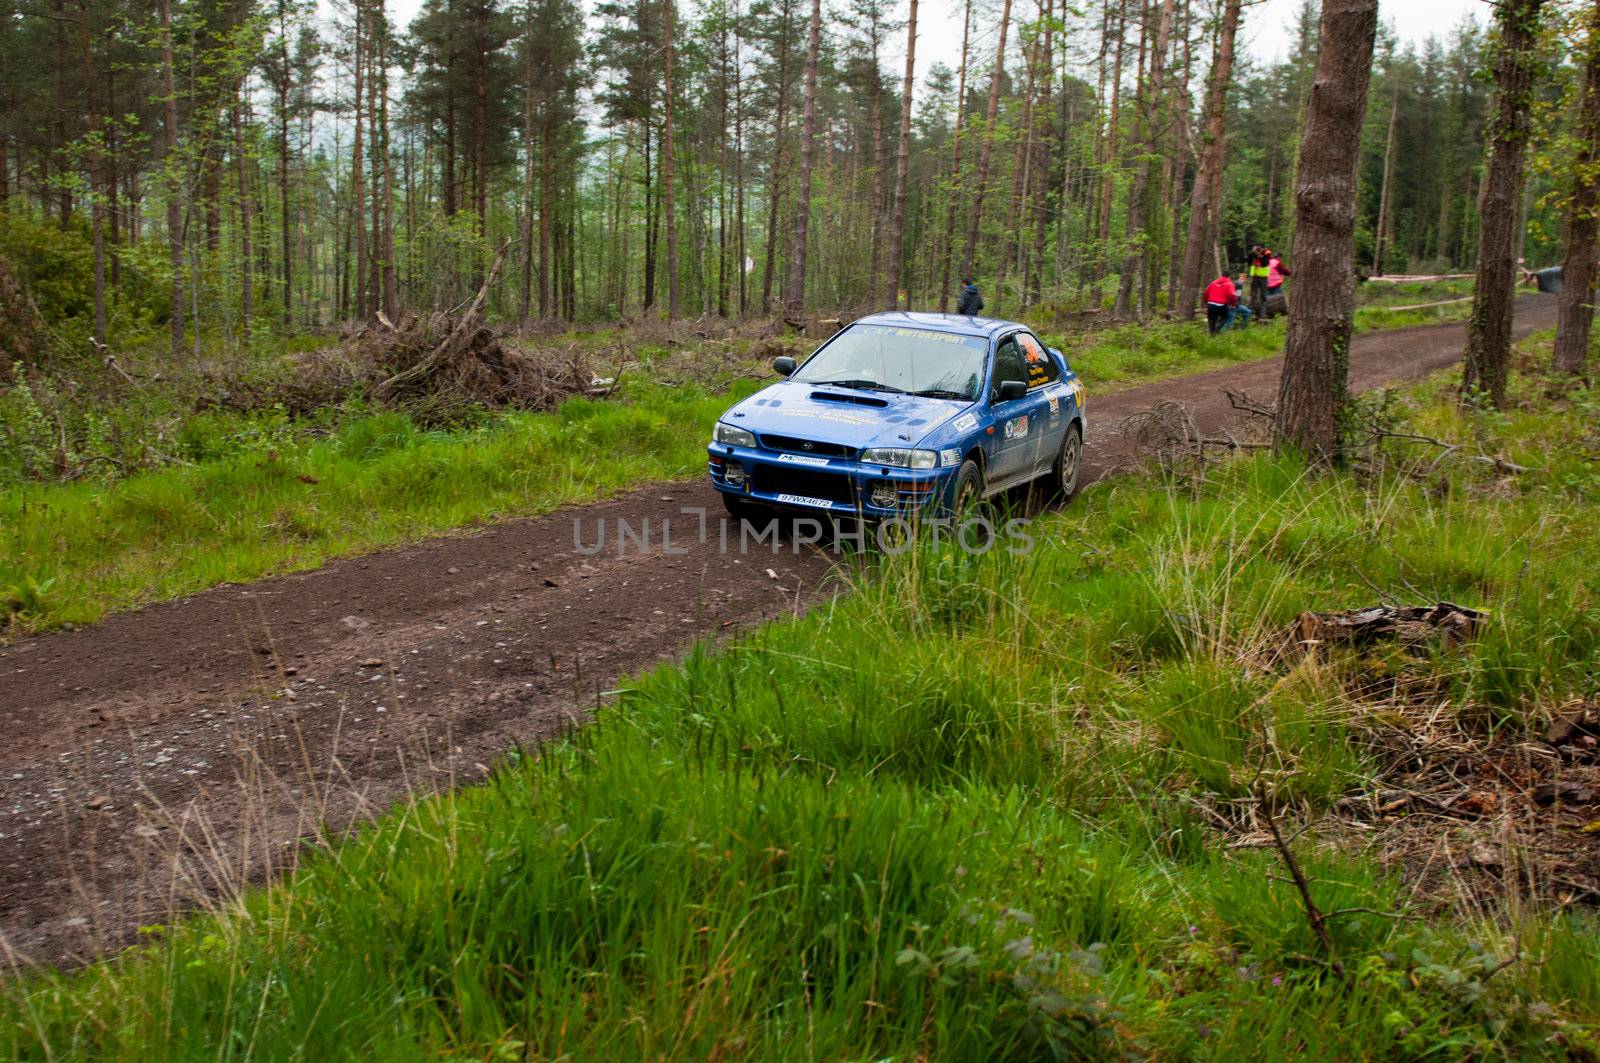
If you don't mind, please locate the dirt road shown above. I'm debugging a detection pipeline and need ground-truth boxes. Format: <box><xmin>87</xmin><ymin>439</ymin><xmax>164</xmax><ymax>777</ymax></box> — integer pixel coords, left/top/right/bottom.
<box><xmin>0</xmin><ymin>298</ymin><xmax>1558</xmax><ymax>966</ymax></box>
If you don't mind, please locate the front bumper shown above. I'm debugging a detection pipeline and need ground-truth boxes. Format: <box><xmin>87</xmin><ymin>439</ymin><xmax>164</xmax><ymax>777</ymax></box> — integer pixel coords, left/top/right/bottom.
<box><xmin>707</xmin><ymin>443</ymin><xmax>956</xmax><ymax>517</ymax></box>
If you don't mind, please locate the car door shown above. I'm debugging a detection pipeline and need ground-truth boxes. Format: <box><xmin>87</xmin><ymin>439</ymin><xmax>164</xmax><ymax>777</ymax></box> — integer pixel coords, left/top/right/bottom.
<box><xmin>987</xmin><ymin>332</ymin><xmax>1053</xmax><ymax>487</ymax></box>
<box><xmin>1016</xmin><ymin>329</ymin><xmax>1069</xmax><ymax>475</ymax></box>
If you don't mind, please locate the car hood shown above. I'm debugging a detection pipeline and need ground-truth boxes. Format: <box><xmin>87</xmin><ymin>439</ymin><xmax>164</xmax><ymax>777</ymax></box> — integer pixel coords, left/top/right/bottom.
<box><xmin>724</xmin><ymin>381</ymin><xmax>975</xmax><ymax>451</ymax></box>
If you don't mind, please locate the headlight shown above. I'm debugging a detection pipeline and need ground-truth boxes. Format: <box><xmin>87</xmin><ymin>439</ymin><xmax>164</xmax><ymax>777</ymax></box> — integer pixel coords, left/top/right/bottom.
<box><xmin>861</xmin><ymin>447</ymin><xmax>938</xmax><ymax>469</ymax></box>
<box><xmin>714</xmin><ymin>423</ymin><xmax>757</xmax><ymax>447</ymax></box>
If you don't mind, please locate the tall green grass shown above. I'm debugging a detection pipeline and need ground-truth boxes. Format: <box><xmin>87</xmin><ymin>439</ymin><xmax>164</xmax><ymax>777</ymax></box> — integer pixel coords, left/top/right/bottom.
<box><xmin>0</xmin><ymin>382</ymin><xmax>749</xmax><ymax>635</ymax></box>
<box><xmin>5</xmin><ymin>372</ymin><xmax>1598</xmax><ymax>1058</ymax></box>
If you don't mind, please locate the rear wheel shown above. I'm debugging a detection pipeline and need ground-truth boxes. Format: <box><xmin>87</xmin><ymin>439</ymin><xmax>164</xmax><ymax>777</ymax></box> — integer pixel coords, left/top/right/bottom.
<box><xmin>1053</xmin><ymin>422</ymin><xmax>1083</xmax><ymax>500</ymax></box>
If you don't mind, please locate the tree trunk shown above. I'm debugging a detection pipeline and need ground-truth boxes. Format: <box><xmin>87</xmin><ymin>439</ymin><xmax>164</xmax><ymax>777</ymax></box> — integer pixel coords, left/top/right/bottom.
<box><xmin>1372</xmin><ymin>84</ymin><xmax>1399</xmax><ymax>277</ymax></box>
<box><xmin>994</xmin><ymin>0</ymin><xmax>1043</xmax><ymax>314</ymax></box>
<box><xmin>760</xmin><ymin>0</ymin><xmax>793</xmax><ymax>316</ymax></box>
<box><xmin>519</xmin><ymin>2</ymin><xmax>536</xmax><ymax>326</ymax></box>
<box><xmin>1554</xmin><ymin>0</ymin><xmax>1600</xmax><ymax>375</ymax></box>
<box><xmin>960</xmin><ymin>0</ymin><xmax>1015</xmax><ymax>280</ymax></box>
<box><xmin>883</xmin><ymin>0</ymin><xmax>918</xmax><ymax>309</ymax></box>
<box><xmin>277</xmin><ymin>0</ymin><xmax>293</xmax><ymax>326</ymax></box>
<box><xmin>350</xmin><ymin>0</ymin><xmax>368</xmax><ymax>319</ymax></box>
<box><xmin>1114</xmin><ymin>0</ymin><xmax>1173</xmax><ymax>319</ymax></box>
<box><xmin>159</xmin><ymin>0</ymin><xmax>184</xmax><ymax>359</ymax></box>
<box><xmin>1091</xmin><ymin>0</ymin><xmax>1126</xmax><ymax>296</ymax></box>
<box><xmin>1177</xmin><ymin>0</ymin><xmax>1238</xmax><ymax>319</ymax></box>
<box><xmin>1463</xmin><ymin>0</ymin><xmax>1546</xmax><ymax>406</ymax></box>
<box><xmin>234</xmin><ymin>100</ymin><xmax>254</xmax><ymax>345</ymax></box>
<box><xmin>1274</xmin><ymin>0</ymin><xmax>1379</xmax><ymax>463</ymax></box>
<box><xmin>936</xmin><ymin>0</ymin><xmax>974</xmax><ymax>311</ymax></box>
<box><xmin>663</xmin><ymin>0</ymin><xmax>680</xmax><ymax>319</ymax></box>
<box><xmin>733</xmin><ymin>1</ymin><xmax>748</xmax><ymax>317</ymax></box>
<box><xmin>1027</xmin><ymin>0</ymin><xmax>1055</xmax><ymax>308</ymax></box>
<box><xmin>785</xmin><ymin>0</ymin><xmax>822</xmax><ymax>316</ymax></box>
<box><xmin>76</xmin><ymin>0</ymin><xmax>105</xmax><ymax>349</ymax></box>
<box><xmin>867</xmin><ymin>22</ymin><xmax>885</xmax><ymax>309</ymax></box>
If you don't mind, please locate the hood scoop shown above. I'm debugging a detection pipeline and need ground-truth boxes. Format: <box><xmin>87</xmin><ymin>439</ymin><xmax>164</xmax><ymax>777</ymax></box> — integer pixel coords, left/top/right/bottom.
<box><xmin>809</xmin><ymin>390</ymin><xmax>890</xmax><ymax>408</ymax></box>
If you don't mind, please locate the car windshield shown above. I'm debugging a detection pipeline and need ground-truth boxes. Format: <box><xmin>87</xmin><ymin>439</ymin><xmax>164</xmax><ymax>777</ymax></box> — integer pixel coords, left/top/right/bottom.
<box><xmin>791</xmin><ymin>323</ymin><xmax>988</xmax><ymax>400</ymax></box>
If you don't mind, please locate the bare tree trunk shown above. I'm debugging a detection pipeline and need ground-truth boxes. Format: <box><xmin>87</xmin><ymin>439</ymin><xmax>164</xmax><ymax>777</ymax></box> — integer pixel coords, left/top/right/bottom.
<box><xmin>1090</xmin><ymin>0</ymin><xmax>1126</xmax><ymax>296</ymax></box>
<box><xmin>760</xmin><ymin>0</ymin><xmax>793</xmax><ymax>316</ymax></box>
<box><xmin>1027</xmin><ymin>0</ymin><xmax>1055</xmax><ymax>308</ymax></box>
<box><xmin>960</xmin><ymin>0</ymin><xmax>1015</xmax><ymax>280</ymax></box>
<box><xmin>350</xmin><ymin>0</ymin><xmax>367</xmax><ymax>320</ymax></box>
<box><xmin>1372</xmin><ymin>84</ymin><xmax>1398</xmax><ymax>277</ymax></box>
<box><xmin>936</xmin><ymin>0</ymin><xmax>974</xmax><ymax>311</ymax></box>
<box><xmin>785</xmin><ymin>0</ymin><xmax>822</xmax><ymax>316</ymax></box>
<box><xmin>378</xmin><ymin>11</ymin><xmax>397</xmax><ymax>320</ymax></box>
<box><xmin>1274</xmin><ymin>0</ymin><xmax>1379</xmax><ymax>463</ymax></box>
<box><xmin>159</xmin><ymin>0</ymin><xmax>183</xmax><ymax>359</ymax></box>
<box><xmin>76</xmin><ymin>0</ymin><xmax>105</xmax><ymax>349</ymax></box>
<box><xmin>519</xmin><ymin>4</ymin><xmax>536</xmax><ymax>327</ymax></box>
<box><xmin>1114</xmin><ymin>0</ymin><xmax>1173</xmax><ymax>319</ymax></box>
<box><xmin>234</xmin><ymin>100</ymin><xmax>254</xmax><ymax>345</ymax></box>
<box><xmin>277</xmin><ymin>0</ymin><xmax>293</xmax><ymax>326</ymax></box>
<box><xmin>663</xmin><ymin>0</ymin><xmax>680</xmax><ymax>319</ymax></box>
<box><xmin>994</xmin><ymin>0</ymin><xmax>1044</xmax><ymax>314</ymax></box>
<box><xmin>1554</xmin><ymin>0</ymin><xmax>1600</xmax><ymax>374</ymax></box>
<box><xmin>1177</xmin><ymin>0</ymin><xmax>1239</xmax><ymax>319</ymax></box>
<box><xmin>1463</xmin><ymin>0</ymin><xmax>1546</xmax><ymax>406</ymax></box>
<box><xmin>734</xmin><ymin>1</ymin><xmax>748</xmax><ymax>317</ymax></box>
<box><xmin>867</xmin><ymin>18</ymin><xmax>886</xmax><ymax>308</ymax></box>
<box><xmin>883</xmin><ymin>0</ymin><xmax>919</xmax><ymax>309</ymax></box>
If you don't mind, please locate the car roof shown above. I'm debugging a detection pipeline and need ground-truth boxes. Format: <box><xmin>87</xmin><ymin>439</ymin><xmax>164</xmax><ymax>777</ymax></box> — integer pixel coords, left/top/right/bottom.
<box><xmin>847</xmin><ymin>311</ymin><xmax>1024</xmax><ymax>339</ymax></box>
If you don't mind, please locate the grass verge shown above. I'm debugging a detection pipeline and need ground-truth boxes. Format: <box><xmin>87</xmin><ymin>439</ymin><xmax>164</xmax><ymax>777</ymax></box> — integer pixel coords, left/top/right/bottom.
<box><xmin>4</xmin><ymin>367</ymin><xmax>1597</xmax><ymax>1058</ymax></box>
<box><xmin>0</xmin><ymin>382</ymin><xmax>744</xmax><ymax>636</ymax></box>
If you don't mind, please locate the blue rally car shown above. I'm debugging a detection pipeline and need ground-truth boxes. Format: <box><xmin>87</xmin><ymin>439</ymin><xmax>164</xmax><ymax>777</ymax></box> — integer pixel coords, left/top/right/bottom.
<box><xmin>708</xmin><ymin>312</ymin><xmax>1086</xmax><ymax>520</ymax></box>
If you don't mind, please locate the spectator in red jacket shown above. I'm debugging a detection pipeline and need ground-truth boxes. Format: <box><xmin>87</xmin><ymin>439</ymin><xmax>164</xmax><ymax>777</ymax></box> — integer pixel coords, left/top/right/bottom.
<box><xmin>1203</xmin><ymin>274</ymin><xmax>1239</xmax><ymax>334</ymax></box>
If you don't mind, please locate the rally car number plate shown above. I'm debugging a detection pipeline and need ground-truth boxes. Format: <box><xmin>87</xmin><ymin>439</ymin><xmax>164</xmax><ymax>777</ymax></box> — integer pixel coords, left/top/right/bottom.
<box><xmin>775</xmin><ymin>493</ymin><xmax>834</xmax><ymax>508</ymax></box>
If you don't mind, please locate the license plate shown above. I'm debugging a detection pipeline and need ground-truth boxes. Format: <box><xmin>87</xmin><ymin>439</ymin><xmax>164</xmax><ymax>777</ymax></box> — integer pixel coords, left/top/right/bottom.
<box><xmin>776</xmin><ymin>453</ymin><xmax>830</xmax><ymax>467</ymax></box>
<box><xmin>775</xmin><ymin>493</ymin><xmax>834</xmax><ymax>508</ymax></box>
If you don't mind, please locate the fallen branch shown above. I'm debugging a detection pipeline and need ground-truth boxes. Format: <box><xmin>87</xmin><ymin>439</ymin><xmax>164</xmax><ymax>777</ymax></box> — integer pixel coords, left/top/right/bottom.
<box><xmin>1257</xmin><ymin>783</ymin><xmax>1345</xmax><ymax>978</ymax></box>
<box><xmin>1226</xmin><ymin>389</ymin><xmax>1276</xmax><ymax>419</ymax></box>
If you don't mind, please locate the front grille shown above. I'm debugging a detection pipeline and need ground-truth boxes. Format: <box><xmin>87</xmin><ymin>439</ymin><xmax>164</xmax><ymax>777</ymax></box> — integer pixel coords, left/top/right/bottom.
<box><xmin>757</xmin><ymin>433</ymin><xmax>857</xmax><ymax>459</ymax></box>
<box><xmin>753</xmin><ymin>465</ymin><xmax>858</xmax><ymax>504</ymax></box>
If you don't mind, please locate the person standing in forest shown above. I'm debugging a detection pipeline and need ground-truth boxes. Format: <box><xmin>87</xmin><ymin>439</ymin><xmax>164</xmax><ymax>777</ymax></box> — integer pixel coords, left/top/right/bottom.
<box><xmin>1247</xmin><ymin>245</ymin><xmax>1273</xmax><ymax>313</ymax></box>
<box><xmin>956</xmin><ymin>275</ymin><xmax>984</xmax><ymax>316</ymax></box>
<box><xmin>1267</xmin><ymin>252</ymin><xmax>1290</xmax><ymax>297</ymax></box>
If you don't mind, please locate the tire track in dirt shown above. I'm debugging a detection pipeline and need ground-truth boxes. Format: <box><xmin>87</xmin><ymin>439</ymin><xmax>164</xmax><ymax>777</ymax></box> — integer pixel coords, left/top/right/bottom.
<box><xmin>0</xmin><ymin>295</ymin><xmax>1557</xmax><ymax>966</ymax></box>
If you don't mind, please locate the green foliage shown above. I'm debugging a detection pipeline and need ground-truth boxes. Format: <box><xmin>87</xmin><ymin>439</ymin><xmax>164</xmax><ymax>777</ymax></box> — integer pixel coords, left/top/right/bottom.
<box><xmin>0</xmin><ymin>214</ymin><xmax>169</xmax><ymax>351</ymax></box>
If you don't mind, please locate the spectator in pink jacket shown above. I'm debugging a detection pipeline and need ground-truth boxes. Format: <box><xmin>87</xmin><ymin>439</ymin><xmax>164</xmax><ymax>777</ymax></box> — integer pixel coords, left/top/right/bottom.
<box><xmin>1267</xmin><ymin>255</ymin><xmax>1290</xmax><ymax>295</ymax></box>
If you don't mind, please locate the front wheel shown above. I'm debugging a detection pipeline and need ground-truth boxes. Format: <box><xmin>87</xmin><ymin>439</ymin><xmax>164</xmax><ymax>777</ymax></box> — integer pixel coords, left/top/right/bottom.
<box><xmin>1053</xmin><ymin>422</ymin><xmax>1083</xmax><ymax>500</ymax></box>
<box><xmin>948</xmin><ymin>458</ymin><xmax>985</xmax><ymax>517</ymax></box>
<box><xmin>722</xmin><ymin>492</ymin><xmax>756</xmax><ymax>522</ymax></box>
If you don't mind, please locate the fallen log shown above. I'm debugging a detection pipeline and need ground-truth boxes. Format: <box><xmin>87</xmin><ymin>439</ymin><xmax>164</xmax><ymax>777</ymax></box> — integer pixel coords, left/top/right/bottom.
<box><xmin>1287</xmin><ymin>602</ymin><xmax>1487</xmax><ymax>657</ymax></box>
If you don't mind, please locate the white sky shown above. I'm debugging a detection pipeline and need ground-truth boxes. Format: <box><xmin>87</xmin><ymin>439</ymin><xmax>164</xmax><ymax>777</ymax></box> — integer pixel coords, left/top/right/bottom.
<box><xmin>383</xmin><ymin>0</ymin><xmax>1489</xmax><ymax>95</ymax></box>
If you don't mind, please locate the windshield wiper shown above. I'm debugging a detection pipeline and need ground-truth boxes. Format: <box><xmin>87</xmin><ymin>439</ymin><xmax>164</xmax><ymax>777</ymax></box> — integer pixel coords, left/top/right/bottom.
<box><xmin>815</xmin><ymin>378</ymin><xmax>905</xmax><ymax>393</ymax></box>
<box><xmin>911</xmin><ymin>388</ymin><xmax>970</xmax><ymax>400</ymax></box>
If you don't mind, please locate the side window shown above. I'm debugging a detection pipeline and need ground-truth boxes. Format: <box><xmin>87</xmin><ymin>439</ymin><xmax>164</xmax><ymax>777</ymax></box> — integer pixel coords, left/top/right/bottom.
<box><xmin>991</xmin><ymin>336</ymin><xmax>1028</xmax><ymax>399</ymax></box>
<box><xmin>1018</xmin><ymin>331</ymin><xmax>1060</xmax><ymax>389</ymax></box>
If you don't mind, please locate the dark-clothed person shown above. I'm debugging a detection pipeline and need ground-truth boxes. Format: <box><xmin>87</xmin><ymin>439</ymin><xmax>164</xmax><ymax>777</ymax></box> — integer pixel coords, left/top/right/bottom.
<box><xmin>957</xmin><ymin>277</ymin><xmax>984</xmax><ymax>316</ymax></box>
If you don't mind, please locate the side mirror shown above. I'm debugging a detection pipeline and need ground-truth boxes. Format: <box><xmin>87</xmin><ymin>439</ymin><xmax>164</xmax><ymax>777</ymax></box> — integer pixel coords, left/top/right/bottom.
<box><xmin>773</xmin><ymin>356</ymin><xmax>797</xmax><ymax>377</ymax></box>
<box><xmin>995</xmin><ymin>379</ymin><xmax>1028</xmax><ymax>402</ymax></box>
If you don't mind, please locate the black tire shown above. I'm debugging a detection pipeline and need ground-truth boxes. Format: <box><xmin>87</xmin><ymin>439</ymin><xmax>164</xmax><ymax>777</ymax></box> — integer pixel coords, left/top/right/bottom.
<box><xmin>949</xmin><ymin>458</ymin><xmax>985</xmax><ymax>517</ymax></box>
<box><xmin>1053</xmin><ymin>422</ymin><xmax>1083</xmax><ymax>500</ymax></box>
<box><xmin>722</xmin><ymin>492</ymin><xmax>754</xmax><ymax>521</ymax></box>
